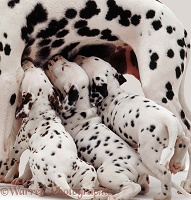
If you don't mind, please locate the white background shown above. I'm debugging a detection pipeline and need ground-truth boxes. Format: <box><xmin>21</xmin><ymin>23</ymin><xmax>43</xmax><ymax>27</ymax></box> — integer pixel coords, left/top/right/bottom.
<box><xmin>0</xmin><ymin>1</ymin><xmax>191</xmax><ymax>199</ymax></box>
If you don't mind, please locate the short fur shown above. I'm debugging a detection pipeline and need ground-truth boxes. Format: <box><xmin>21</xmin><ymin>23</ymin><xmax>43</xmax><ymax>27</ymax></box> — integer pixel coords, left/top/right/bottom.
<box><xmin>0</xmin><ymin>60</ymin><xmax>97</xmax><ymax>199</ymax></box>
<box><xmin>47</xmin><ymin>55</ymin><xmax>191</xmax><ymax>200</ymax></box>
<box><xmin>0</xmin><ymin>1</ymin><xmax>190</xmax><ymax>173</ymax></box>
<box><xmin>76</xmin><ymin>56</ymin><xmax>191</xmax><ymax>200</ymax></box>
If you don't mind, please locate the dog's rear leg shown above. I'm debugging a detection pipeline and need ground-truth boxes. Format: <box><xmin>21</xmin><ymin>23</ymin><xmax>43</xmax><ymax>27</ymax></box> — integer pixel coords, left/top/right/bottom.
<box><xmin>169</xmin><ymin>135</ymin><xmax>190</xmax><ymax>174</ymax></box>
<box><xmin>138</xmin><ymin>143</ymin><xmax>172</xmax><ymax>200</ymax></box>
<box><xmin>0</xmin><ymin>67</ymin><xmax>24</xmax><ymax>160</ymax></box>
<box><xmin>12</xmin><ymin>162</ymin><xmax>32</xmax><ymax>185</ymax></box>
<box><xmin>97</xmin><ymin>163</ymin><xmax>141</xmax><ymax>199</ymax></box>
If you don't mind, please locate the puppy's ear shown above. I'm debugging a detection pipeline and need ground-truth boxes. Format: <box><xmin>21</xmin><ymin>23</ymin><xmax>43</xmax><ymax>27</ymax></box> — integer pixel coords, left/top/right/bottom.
<box><xmin>62</xmin><ymin>84</ymin><xmax>79</xmax><ymax>111</ymax></box>
<box><xmin>16</xmin><ymin>92</ymin><xmax>35</xmax><ymax>118</ymax></box>
<box><xmin>90</xmin><ymin>75</ymin><xmax>108</xmax><ymax>106</ymax></box>
<box><xmin>111</xmin><ymin>67</ymin><xmax>126</xmax><ymax>85</ymax></box>
<box><xmin>114</xmin><ymin>72</ymin><xmax>127</xmax><ymax>85</ymax></box>
<box><xmin>48</xmin><ymin>88</ymin><xmax>63</xmax><ymax>112</ymax></box>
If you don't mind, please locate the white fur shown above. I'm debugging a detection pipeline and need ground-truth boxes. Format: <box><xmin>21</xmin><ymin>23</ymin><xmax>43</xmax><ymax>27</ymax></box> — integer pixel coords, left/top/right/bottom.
<box><xmin>47</xmin><ymin>55</ymin><xmax>191</xmax><ymax>200</ymax></box>
<box><xmin>1</xmin><ymin>60</ymin><xmax>97</xmax><ymax>199</ymax></box>
<box><xmin>76</xmin><ymin>55</ymin><xmax>191</xmax><ymax>199</ymax></box>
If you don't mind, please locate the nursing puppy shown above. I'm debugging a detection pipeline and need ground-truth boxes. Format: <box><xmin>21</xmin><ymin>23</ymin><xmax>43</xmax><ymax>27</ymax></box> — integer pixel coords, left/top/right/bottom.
<box><xmin>47</xmin><ymin>55</ymin><xmax>191</xmax><ymax>200</ymax></box>
<box><xmin>0</xmin><ymin>60</ymin><xmax>97</xmax><ymax>199</ymax></box>
<box><xmin>76</xmin><ymin>55</ymin><xmax>191</xmax><ymax>200</ymax></box>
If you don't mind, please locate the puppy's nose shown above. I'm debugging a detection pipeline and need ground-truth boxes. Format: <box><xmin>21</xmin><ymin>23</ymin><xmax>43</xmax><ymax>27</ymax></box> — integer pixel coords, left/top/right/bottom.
<box><xmin>48</xmin><ymin>55</ymin><xmax>63</xmax><ymax>67</ymax></box>
<box><xmin>60</xmin><ymin>57</ymin><xmax>68</xmax><ymax>63</ymax></box>
<box><xmin>48</xmin><ymin>55</ymin><xmax>68</xmax><ymax>69</ymax></box>
<box><xmin>74</xmin><ymin>55</ymin><xmax>86</xmax><ymax>66</ymax></box>
<box><xmin>21</xmin><ymin>60</ymin><xmax>34</xmax><ymax>71</ymax></box>
<box><xmin>48</xmin><ymin>60</ymin><xmax>54</xmax><ymax>68</ymax></box>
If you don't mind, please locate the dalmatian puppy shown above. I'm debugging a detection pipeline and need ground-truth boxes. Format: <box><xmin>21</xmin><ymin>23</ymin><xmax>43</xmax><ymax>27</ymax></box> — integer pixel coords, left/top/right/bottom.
<box><xmin>0</xmin><ymin>60</ymin><xmax>97</xmax><ymax>199</ymax></box>
<box><xmin>0</xmin><ymin>1</ymin><xmax>191</xmax><ymax>174</ymax></box>
<box><xmin>47</xmin><ymin>55</ymin><xmax>191</xmax><ymax>200</ymax></box>
<box><xmin>75</xmin><ymin>55</ymin><xmax>191</xmax><ymax>199</ymax></box>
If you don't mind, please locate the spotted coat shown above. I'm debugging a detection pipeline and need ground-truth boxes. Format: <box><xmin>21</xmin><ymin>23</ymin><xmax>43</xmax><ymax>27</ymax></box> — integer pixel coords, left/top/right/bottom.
<box><xmin>47</xmin><ymin>55</ymin><xmax>191</xmax><ymax>200</ymax></box>
<box><xmin>0</xmin><ymin>60</ymin><xmax>97</xmax><ymax>199</ymax></box>
<box><xmin>76</xmin><ymin>56</ymin><xmax>191</xmax><ymax>200</ymax></box>
<box><xmin>0</xmin><ymin>0</ymin><xmax>190</xmax><ymax>192</ymax></box>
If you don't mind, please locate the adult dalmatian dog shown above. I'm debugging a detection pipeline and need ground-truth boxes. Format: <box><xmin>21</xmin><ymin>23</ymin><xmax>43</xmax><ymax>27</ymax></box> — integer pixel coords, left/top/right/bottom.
<box><xmin>47</xmin><ymin>55</ymin><xmax>191</xmax><ymax>200</ymax></box>
<box><xmin>75</xmin><ymin>55</ymin><xmax>191</xmax><ymax>198</ymax></box>
<box><xmin>0</xmin><ymin>60</ymin><xmax>98</xmax><ymax>199</ymax></box>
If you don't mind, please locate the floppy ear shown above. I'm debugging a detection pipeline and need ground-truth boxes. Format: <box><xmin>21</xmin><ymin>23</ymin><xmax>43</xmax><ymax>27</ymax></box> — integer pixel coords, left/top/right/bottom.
<box><xmin>62</xmin><ymin>84</ymin><xmax>79</xmax><ymax>112</ymax></box>
<box><xmin>90</xmin><ymin>74</ymin><xmax>108</xmax><ymax>107</ymax></box>
<box><xmin>111</xmin><ymin>67</ymin><xmax>127</xmax><ymax>85</ymax></box>
<box><xmin>48</xmin><ymin>88</ymin><xmax>63</xmax><ymax>112</ymax></box>
<box><xmin>114</xmin><ymin>72</ymin><xmax>127</xmax><ymax>85</ymax></box>
<box><xmin>16</xmin><ymin>92</ymin><xmax>35</xmax><ymax>119</ymax></box>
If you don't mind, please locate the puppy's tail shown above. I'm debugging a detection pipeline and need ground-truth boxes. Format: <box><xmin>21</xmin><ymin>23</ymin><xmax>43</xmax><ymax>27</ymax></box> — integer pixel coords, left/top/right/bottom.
<box><xmin>51</xmin><ymin>172</ymin><xmax>94</xmax><ymax>199</ymax></box>
<box><xmin>160</xmin><ymin>117</ymin><xmax>181</xmax><ymax>165</ymax></box>
<box><xmin>172</xmin><ymin>181</ymin><xmax>191</xmax><ymax>198</ymax></box>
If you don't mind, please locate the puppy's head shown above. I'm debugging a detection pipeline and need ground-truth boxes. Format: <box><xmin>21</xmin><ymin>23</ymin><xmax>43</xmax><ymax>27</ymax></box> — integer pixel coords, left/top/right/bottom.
<box><xmin>47</xmin><ymin>55</ymin><xmax>89</xmax><ymax>97</ymax></box>
<box><xmin>75</xmin><ymin>56</ymin><xmax>126</xmax><ymax>106</ymax></box>
<box><xmin>16</xmin><ymin>60</ymin><xmax>62</xmax><ymax>118</ymax></box>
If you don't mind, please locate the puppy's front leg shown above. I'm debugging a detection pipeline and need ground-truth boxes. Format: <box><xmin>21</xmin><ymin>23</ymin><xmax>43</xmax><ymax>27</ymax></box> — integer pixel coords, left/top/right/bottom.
<box><xmin>0</xmin><ymin>129</ymin><xmax>28</xmax><ymax>182</ymax></box>
<box><xmin>1</xmin><ymin>161</ymin><xmax>19</xmax><ymax>183</ymax></box>
<box><xmin>12</xmin><ymin>162</ymin><xmax>32</xmax><ymax>185</ymax></box>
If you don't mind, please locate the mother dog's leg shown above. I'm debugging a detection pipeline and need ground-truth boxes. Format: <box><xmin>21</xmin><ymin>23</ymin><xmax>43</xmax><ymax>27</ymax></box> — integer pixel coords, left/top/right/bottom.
<box><xmin>0</xmin><ymin>0</ymin><xmax>39</xmax><ymax>161</ymax></box>
<box><xmin>0</xmin><ymin>41</ymin><xmax>24</xmax><ymax>161</ymax></box>
<box><xmin>0</xmin><ymin>65</ymin><xmax>24</xmax><ymax>159</ymax></box>
<box><xmin>102</xmin><ymin>0</ymin><xmax>191</xmax><ymax>134</ymax></box>
<box><xmin>134</xmin><ymin>32</ymin><xmax>190</xmax><ymax>136</ymax></box>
